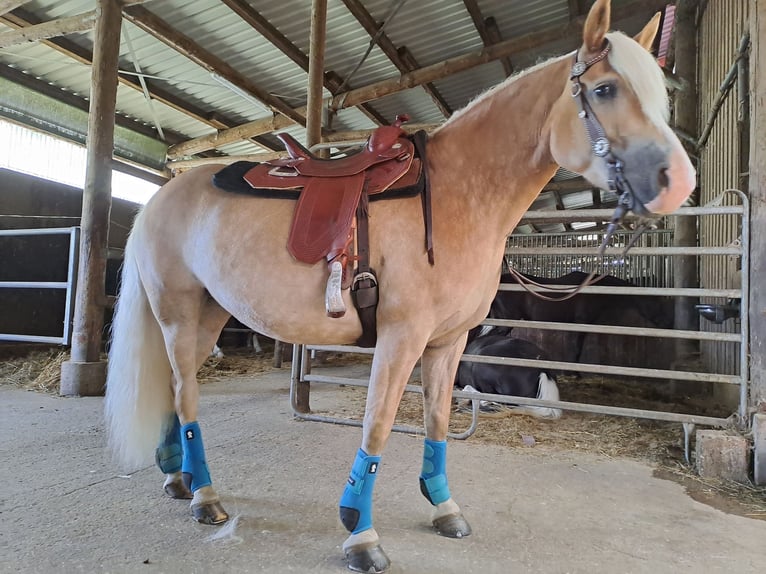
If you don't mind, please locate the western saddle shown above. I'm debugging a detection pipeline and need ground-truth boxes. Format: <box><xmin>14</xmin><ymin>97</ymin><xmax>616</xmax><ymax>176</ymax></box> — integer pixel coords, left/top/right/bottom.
<box><xmin>242</xmin><ymin>115</ymin><xmax>426</xmax><ymax>326</ymax></box>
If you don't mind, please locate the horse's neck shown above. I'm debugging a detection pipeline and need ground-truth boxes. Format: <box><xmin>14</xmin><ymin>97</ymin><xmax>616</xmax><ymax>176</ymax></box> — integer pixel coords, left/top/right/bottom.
<box><xmin>428</xmin><ymin>56</ymin><xmax>571</xmax><ymax>237</ymax></box>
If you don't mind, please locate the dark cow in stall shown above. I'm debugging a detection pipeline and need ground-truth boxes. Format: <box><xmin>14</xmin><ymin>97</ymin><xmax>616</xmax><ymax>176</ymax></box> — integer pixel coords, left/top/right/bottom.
<box><xmin>456</xmin><ymin>333</ymin><xmax>562</xmax><ymax>419</ymax></box>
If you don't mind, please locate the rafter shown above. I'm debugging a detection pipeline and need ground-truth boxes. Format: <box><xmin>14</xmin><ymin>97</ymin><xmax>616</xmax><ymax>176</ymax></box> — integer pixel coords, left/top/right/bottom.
<box><xmin>0</xmin><ymin>1</ymin><xmax>27</xmax><ymax>17</ymax></box>
<box><xmin>122</xmin><ymin>5</ymin><xmax>305</xmax><ymax>126</ymax></box>
<box><xmin>0</xmin><ymin>8</ymin><xmax>276</xmax><ymax>148</ymax></box>
<box><xmin>168</xmin><ymin>0</ymin><xmax>670</xmax><ymax>157</ymax></box>
<box><xmin>551</xmin><ymin>190</ymin><xmax>574</xmax><ymax>231</ymax></box>
<box><xmin>0</xmin><ymin>9</ymin><xmax>96</xmax><ymax>48</ymax></box>
<box><xmin>219</xmin><ymin>0</ymin><xmax>385</xmax><ymax>126</ymax></box>
<box><xmin>329</xmin><ymin>0</ymin><xmax>669</xmax><ymax>110</ymax></box>
<box><xmin>340</xmin><ymin>0</ymin><xmax>452</xmax><ymax>117</ymax></box>
<box><xmin>462</xmin><ymin>1</ymin><xmax>512</xmax><ymax>77</ymax></box>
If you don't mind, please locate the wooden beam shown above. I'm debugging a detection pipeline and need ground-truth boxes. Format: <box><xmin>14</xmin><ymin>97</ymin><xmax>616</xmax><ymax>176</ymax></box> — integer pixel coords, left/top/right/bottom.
<box><xmin>122</xmin><ymin>5</ymin><xmax>306</xmax><ymax>126</ymax></box>
<box><xmin>340</xmin><ymin>0</ymin><xmax>452</xmax><ymax>117</ymax></box>
<box><xmin>167</xmin><ymin>113</ymin><xmax>300</xmax><ymax>159</ymax></box>
<box><xmin>322</xmin><ymin>123</ymin><xmax>441</xmax><ymax>142</ymax></box>
<box><xmin>485</xmin><ymin>17</ymin><xmax>513</xmax><ymax>77</ymax></box>
<box><xmin>462</xmin><ymin>1</ymin><xmax>512</xmax><ymax>77</ymax></box>
<box><xmin>551</xmin><ymin>190</ymin><xmax>574</xmax><ymax>231</ymax></box>
<box><xmin>672</xmin><ymin>0</ymin><xmax>700</xmax><ymax>358</ymax></box>
<box><xmin>398</xmin><ymin>46</ymin><xmax>452</xmax><ymax>116</ymax></box>
<box><xmin>61</xmin><ymin>0</ymin><xmax>122</xmax><ymax>396</ymax></box>
<box><xmin>0</xmin><ymin>9</ymin><xmax>96</xmax><ymax>48</ymax></box>
<box><xmin>748</xmin><ymin>0</ymin><xmax>766</xmax><ymax>410</ymax></box>
<box><xmin>0</xmin><ymin>1</ymin><xmax>27</xmax><ymax>16</ymax></box>
<box><xmin>167</xmin><ymin>151</ymin><xmax>286</xmax><ymax>172</ymax></box>
<box><xmin>306</xmin><ymin>0</ymin><xmax>327</xmax><ymax>148</ymax></box>
<box><xmin>542</xmin><ymin>177</ymin><xmax>590</xmax><ymax>193</ymax></box>
<box><xmin>169</xmin><ymin>1</ymin><xmax>668</xmax><ymax>157</ymax></box>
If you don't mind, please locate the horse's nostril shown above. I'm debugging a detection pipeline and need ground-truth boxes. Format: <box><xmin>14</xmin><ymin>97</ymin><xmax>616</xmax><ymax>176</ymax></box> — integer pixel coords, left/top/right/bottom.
<box><xmin>658</xmin><ymin>167</ymin><xmax>670</xmax><ymax>189</ymax></box>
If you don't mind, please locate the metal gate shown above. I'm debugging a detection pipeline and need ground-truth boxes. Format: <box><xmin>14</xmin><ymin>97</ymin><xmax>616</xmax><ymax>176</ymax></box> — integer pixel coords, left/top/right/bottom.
<box><xmin>289</xmin><ymin>196</ymin><xmax>750</xmax><ymax>450</ymax></box>
<box><xmin>0</xmin><ymin>226</ymin><xmax>80</xmax><ymax>345</ymax></box>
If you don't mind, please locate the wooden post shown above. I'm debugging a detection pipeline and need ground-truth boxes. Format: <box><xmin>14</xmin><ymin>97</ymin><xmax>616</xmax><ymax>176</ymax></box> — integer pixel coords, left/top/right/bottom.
<box><xmin>306</xmin><ymin>0</ymin><xmax>327</xmax><ymax>149</ymax></box>
<box><xmin>60</xmin><ymin>0</ymin><xmax>121</xmax><ymax>396</ymax></box>
<box><xmin>672</xmin><ymin>0</ymin><xmax>700</xmax><ymax>360</ymax></box>
<box><xmin>749</xmin><ymin>0</ymin><xmax>766</xmax><ymax>416</ymax></box>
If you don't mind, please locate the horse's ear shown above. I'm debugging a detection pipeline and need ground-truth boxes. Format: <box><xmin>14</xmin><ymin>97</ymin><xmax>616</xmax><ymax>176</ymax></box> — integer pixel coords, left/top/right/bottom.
<box><xmin>582</xmin><ymin>0</ymin><xmax>611</xmax><ymax>53</ymax></box>
<box><xmin>634</xmin><ymin>12</ymin><xmax>661</xmax><ymax>52</ymax></box>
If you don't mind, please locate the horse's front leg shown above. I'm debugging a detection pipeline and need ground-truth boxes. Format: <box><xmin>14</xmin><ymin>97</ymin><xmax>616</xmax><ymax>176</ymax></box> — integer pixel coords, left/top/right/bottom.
<box><xmin>419</xmin><ymin>335</ymin><xmax>473</xmax><ymax>538</ymax></box>
<box><xmin>339</xmin><ymin>333</ymin><xmax>425</xmax><ymax>573</ymax></box>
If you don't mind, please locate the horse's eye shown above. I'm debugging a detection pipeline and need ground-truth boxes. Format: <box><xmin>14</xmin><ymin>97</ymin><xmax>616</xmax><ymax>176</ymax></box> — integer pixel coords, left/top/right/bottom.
<box><xmin>593</xmin><ymin>83</ymin><xmax>617</xmax><ymax>99</ymax></box>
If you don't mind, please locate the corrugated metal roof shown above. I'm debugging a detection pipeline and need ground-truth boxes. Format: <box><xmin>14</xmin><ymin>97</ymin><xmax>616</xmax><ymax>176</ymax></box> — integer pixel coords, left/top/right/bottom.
<box><xmin>0</xmin><ymin>0</ymin><xmax>672</xmax><ymax>220</ymax></box>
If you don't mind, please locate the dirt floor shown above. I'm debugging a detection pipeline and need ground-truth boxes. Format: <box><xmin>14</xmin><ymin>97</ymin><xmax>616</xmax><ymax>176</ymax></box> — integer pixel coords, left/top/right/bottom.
<box><xmin>1</xmin><ymin>344</ymin><xmax>765</xmax><ymax>573</ymax></box>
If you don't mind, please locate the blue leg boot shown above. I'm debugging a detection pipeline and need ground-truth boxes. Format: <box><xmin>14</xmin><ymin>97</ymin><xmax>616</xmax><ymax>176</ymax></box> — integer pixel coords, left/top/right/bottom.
<box><xmin>340</xmin><ymin>449</ymin><xmax>390</xmax><ymax>573</ymax></box>
<box><xmin>420</xmin><ymin>439</ymin><xmax>471</xmax><ymax>538</ymax></box>
<box><xmin>155</xmin><ymin>414</ymin><xmax>191</xmax><ymax>499</ymax></box>
<box><xmin>181</xmin><ymin>421</ymin><xmax>228</xmax><ymax>525</ymax></box>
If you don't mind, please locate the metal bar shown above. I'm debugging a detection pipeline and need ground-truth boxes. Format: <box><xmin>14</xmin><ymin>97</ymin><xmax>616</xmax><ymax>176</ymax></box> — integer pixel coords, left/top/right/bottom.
<box><xmin>519</xmin><ymin>205</ymin><xmax>744</xmax><ymax>222</ymax></box>
<box><xmin>306</xmin><ymin>344</ymin><xmax>375</xmax><ymax>354</ymax></box>
<box><xmin>0</xmin><ymin>227</ymin><xmax>77</xmax><ymax>236</ymax></box>
<box><xmin>481</xmin><ymin>318</ymin><xmax>742</xmax><ymax>342</ymax></box>
<box><xmin>731</xmin><ymin>190</ymin><xmax>750</xmax><ymax>423</ymax></box>
<box><xmin>303</xmin><ymin>374</ymin><xmax>731</xmax><ymax>427</ymax></box>
<box><xmin>496</xmin><ymin>284</ymin><xmax>742</xmax><ymax>298</ymax></box>
<box><xmin>0</xmin><ymin>333</ymin><xmax>65</xmax><ymax>344</ymax></box>
<box><xmin>0</xmin><ymin>281</ymin><xmax>68</xmax><ymax>289</ymax></box>
<box><xmin>290</xmin><ymin>359</ymin><xmax>480</xmax><ymax>439</ymax></box>
<box><xmin>459</xmin><ymin>354</ymin><xmax>741</xmax><ymax>384</ymax></box>
<box><xmin>506</xmin><ymin>246</ymin><xmax>740</xmax><ymax>256</ymax></box>
<box><xmin>62</xmin><ymin>227</ymin><xmax>80</xmax><ymax>346</ymax></box>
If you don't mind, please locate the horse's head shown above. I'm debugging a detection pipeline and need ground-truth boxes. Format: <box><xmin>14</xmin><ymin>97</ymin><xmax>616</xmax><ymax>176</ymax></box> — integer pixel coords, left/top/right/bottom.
<box><xmin>546</xmin><ymin>0</ymin><xmax>695</xmax><ymax>217</ymax></box>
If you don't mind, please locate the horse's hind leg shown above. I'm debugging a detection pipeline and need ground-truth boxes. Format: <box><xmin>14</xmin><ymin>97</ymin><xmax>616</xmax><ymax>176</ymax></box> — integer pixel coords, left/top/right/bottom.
<box><xmin>419</xmin><ymin>336</ymin><xmax>472</xmax><ymax>538</ymax></box>
<box><xmin>154</xmin><ymin>292</ymin><xmax>231</xmax><ymax>524</ymax></box>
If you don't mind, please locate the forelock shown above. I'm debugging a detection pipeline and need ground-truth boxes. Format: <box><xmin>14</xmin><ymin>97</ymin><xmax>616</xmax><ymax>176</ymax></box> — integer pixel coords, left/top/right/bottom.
<box><xmin>605</xmin><ymin>31</ymin><xmax>669</xmax><ymax>127</ymax></box>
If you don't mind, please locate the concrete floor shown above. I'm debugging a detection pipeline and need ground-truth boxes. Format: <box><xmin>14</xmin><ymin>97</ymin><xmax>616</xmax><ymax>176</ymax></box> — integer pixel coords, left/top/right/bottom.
<box><xmin>1</xmin><ymin>365</ymin><xmax>765</xmax><ymax>574</ymax></box>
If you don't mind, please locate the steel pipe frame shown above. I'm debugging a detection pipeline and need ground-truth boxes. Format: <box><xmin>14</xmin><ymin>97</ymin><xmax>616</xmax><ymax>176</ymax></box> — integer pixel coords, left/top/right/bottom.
<box><xmin>287</xmin><ymin>195</ymin><xmax>750</xmax><ymax>435</ymax></box>
<box><xmin>0</xmin><ymin>226</ymin><xmax>79</xmax><ymax>345</ymax></box>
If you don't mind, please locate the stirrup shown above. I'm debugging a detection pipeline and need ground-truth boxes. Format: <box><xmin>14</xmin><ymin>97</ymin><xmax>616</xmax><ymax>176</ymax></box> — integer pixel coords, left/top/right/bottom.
<box><xmin>326</xmin><ymin>260</ymin><xmax>346</xmax><ymax>318</ymax></box>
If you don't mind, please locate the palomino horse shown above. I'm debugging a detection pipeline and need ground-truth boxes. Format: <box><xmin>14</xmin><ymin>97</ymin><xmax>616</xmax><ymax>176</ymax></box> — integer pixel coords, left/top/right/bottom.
<box><xmin>105</xmin><ymin>1</ymin><xmax>695</xmax><ymax>571</ymax></box>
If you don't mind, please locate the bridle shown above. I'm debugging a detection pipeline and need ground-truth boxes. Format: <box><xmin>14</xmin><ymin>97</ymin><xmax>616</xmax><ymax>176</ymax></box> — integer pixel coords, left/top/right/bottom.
<box><xmin>507</xmin><ymin>39</ymin><xmax>649</xmax><ymax>301</ymax></box>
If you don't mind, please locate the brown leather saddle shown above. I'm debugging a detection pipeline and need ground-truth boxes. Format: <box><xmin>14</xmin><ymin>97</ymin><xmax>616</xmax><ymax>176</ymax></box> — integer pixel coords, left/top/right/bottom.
<box><xmin>243</xmin><ymin>115</ymin><xmax>421</xmax><ymax>266</ymax></box>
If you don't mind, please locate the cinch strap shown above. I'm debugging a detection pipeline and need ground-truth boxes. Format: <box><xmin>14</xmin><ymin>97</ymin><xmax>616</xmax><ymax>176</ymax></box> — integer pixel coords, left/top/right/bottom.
<box><xmin>339</xmin><ymin>448</ymin><xmax>381</xmax><ymax>534</ymax></box>
<box><xmin>181</xmin><ymin>421</ymin><xmax>212</xmax><ymax>492</ymax></box>
<box><xmin>419</xmin><ymin>439</ymin><xmax>451</xmax><ymax>505</ymax></box>
<box><xmin>155</xmin><ymin>414</ymin><xmax>182</xmax><ymax>474</ymax></box>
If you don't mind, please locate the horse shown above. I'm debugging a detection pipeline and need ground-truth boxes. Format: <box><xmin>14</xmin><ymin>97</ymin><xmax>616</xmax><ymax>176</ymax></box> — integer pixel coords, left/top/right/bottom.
<box><xmin>104</xmin><ymin>2</ymin><xmax>695</xmax><ymax>571</ymax></box>
<box><xmin>456</xmin><ymin>334</ymin><xmax>562</xmax><ymax>419</ymax></box>
<box><xmin>486</xmin><ymin>271</ymin><xmax>675</xmax><ymax>363</ymax></box>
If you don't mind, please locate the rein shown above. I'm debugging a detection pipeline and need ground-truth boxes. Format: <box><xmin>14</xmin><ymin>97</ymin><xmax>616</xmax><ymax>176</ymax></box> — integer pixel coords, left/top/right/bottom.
<box><xmin>507</xmin><ymin>40</ymin><xmax>649</xmax><ymax>302</ymax></box>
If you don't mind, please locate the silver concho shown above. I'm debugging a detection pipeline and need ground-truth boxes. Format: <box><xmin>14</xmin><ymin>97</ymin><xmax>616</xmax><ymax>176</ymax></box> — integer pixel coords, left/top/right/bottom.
<box><xmin>593</xmin><ymin>137</ymin><xmax>610</xmax><ymax>157</ymax></box>
<box><xmin>571</xmin><ymin>61</ymin><xmax>587</xmax><ymax>77</ymax></box>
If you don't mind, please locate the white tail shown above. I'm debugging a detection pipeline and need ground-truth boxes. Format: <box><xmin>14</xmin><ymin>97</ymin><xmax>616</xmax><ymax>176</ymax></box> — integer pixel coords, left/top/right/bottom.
<box><xmin>104</xmin><ymin>220</ymin><xmax>174</xmax><ymax>470</ymax></box>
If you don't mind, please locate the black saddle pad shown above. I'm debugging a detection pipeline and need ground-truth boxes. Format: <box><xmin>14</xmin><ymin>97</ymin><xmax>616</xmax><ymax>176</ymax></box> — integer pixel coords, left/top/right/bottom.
<box><xmin>211</xmin><ymin>157</ymin><xmax>425</xmax><ymax>203</ymax></box>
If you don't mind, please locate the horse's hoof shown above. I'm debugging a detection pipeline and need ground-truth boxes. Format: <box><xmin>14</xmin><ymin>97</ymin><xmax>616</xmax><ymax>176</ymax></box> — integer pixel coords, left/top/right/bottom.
<box><xmin>345</xmin><ymin>543</ymin><xmax>390</xmax><ymax>573</ymax></box>
<box><xmin>191</xmin><ymin>501</ymin><xmax>229</xmax><ymax>525</ymax></box>
<box><xmin>163</xmin><ymin>477</ymin><xmax>192</xmax><ymax>500</ymax></box>
<box><xmin>433</xmin><ymin>513</ymin><xmax>472</xmax><ymax>538</ymax></box>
